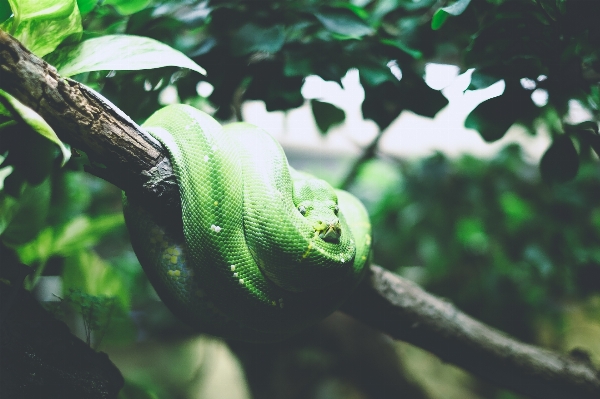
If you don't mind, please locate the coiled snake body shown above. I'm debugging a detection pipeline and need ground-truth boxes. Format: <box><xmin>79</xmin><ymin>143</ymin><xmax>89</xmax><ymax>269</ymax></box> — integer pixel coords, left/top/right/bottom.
<box><xmin>124</xmin><ymin>105</ymin><xmax>371</xmax><ymax>341</ymax></box>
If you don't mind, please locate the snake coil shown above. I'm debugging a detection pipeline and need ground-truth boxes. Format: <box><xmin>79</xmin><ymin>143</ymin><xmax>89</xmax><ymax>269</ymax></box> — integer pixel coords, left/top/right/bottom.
<box><xmin>124</xmin><ymin>104</ymin><xmax>371</xmax><ymax>341</ymax></box>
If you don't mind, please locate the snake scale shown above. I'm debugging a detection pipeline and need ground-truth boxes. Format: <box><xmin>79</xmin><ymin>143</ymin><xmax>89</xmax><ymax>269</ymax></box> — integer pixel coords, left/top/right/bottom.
<box><xmin>123</xmin><ymin>104</ymin><xmax>371</xmax><ymax>341</ymax></box>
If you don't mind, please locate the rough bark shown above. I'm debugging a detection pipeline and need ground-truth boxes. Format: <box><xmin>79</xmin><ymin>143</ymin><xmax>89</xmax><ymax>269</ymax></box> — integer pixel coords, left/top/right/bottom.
<box><xmin>0</xmin><ymin>29</ymin><xmax>179</xmax><ymax>210</ymax></box>
<box><xmin>1</xmin><ymin>29</ymin><xmax>599</xmax><ymax>399</ymax></box>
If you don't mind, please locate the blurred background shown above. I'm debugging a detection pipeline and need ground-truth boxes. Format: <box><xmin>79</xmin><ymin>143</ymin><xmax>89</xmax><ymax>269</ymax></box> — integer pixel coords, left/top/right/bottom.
<box><xmin>1</xmin><ymin>1</ymin><xmax>599</xmax><ymax>398</ymax></box>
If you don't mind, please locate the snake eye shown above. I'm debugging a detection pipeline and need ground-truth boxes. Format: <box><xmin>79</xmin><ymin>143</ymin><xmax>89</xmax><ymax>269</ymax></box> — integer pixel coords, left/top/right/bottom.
<box><xmin>333</xmin><ymin>205</ymin><xmax>339</xmax><ymax>214</ymax></box>
<box><xmin>298</xmin><ymin>205</ymin><xmax>307</xmax><ymax>215</ymax></box>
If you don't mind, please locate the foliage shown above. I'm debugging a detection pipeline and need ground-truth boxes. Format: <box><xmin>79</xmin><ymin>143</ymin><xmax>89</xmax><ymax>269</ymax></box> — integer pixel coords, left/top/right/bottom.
<box><xmin>353</xmin><ymin>145</ymin><xmax>600</xmax><ymax>340</ymax></box>
<box><xmin>0</xmin><ymin>0</ymin><xmax>599</xmax><ymax>398</ymax></box>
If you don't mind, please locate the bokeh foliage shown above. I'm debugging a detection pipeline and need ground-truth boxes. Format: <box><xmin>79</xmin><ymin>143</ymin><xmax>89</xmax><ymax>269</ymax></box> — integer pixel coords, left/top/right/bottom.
<box><xmin>0</xmin><ymin>1</ymin><xmax>599</xmax><ymax>399</ymax></box>
<box><xmin>354</xmin><ymin>146</ymin><xmax>600</xmax><ymax>341</ymax></box>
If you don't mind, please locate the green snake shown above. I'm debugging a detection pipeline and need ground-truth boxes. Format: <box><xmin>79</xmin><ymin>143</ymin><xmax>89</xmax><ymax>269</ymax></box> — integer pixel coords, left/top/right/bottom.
<box><xmin>123</xmin><ymin>104</ymin><xmax>371</xmax><ymax>341</ymax></box>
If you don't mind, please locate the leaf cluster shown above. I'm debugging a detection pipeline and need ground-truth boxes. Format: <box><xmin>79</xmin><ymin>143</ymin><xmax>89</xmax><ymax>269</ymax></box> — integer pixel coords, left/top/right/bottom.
<box><xmin>55</xmin><ymin>0</ymin><xmax>600</xmax><ymax>183</ymax></box>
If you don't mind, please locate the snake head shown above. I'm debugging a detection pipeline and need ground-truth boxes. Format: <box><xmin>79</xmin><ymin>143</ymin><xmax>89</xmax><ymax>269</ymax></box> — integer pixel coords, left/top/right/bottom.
<box><xmin>293</xmin><ymin>171</ymin><xmax>345</xmax><ymax>244</ymax></box>
<box><xmin>312</xmin><ymin>219</ymin><xmax>341</xmax><ymax>243</ymax></box>
<box><xmin>297</xmin><ymin>200</ymin><xmax>342</xmax><ymax>243</ymax></box>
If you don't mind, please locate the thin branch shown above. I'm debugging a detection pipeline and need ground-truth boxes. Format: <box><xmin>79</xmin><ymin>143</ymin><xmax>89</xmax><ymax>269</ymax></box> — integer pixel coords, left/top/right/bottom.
<box><xmin>1</xmin><ymin>29</ymin><xmax>599</xmax><ymax>399</ymax></box>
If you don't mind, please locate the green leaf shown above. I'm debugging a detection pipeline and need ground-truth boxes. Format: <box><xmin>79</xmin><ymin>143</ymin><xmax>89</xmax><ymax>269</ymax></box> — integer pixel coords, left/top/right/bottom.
<box><xmin>467</xmin><ymin>70</ymin><xmax>501</xmax><ymax>91</ymax></box>
<box><xmin>431</xmin><ymin>10</ymin><xmax>449</xmax><ymax>30</ymax></box>
<box><xmin>0</xmin><ymin>102</ymin><xmax>10</xmax><ymax>116</ymax></box>
<box><xmin>0</xmin><ymin>0</ymin><xmax>12</xmax><ymax>22</ymax></box>
<box><xmin>0</xmin><ymin>190</ymin><xmax>19</xmax><ymax>236</ymax></box>
<box><xmin>380</xmin><ymin>39</ymin><xmax>423</xmax><ymax>59</ymax></box>
<box><xmin>76</xmin><ymin>0</ymin><xmax>98</xmax><ymax>15</ymax></box>
<box><xmin>314</xmin><ymin>7</ymin><xmax>373</xmax><ymax>38</ymax></box>
<box><xmin>540</xmin><ymin>136</ymin><xmax>579</xmax><ymax>183</ymax></box>
<box><xmin>231</xmin><ymin>23</ymin><xmax>284</xmax><ymax>56</ymax></box>
<box><xmin>104</xmin><ymin>0</ymin><xmax>151</xmax><ymax>15</ymax></box>
<box><xmin>362</xmin><ymin>72</ymin><xmax>449</xmax><ymax>130</ymax></box>
<box><xmin>0</xmin><ymin>89</ymin><xmax>71</xmax><ymax>165</ymax></box>
<box><xmin>8</xmin><ymin>0</ymin><xmax>74</xmax><ymax>21</ymax></box>
<box><xmin>244</xmin><ymin>61</ymin><xmax>304</xmax><ymax>113</ymax></box>
<box><xmin>499</xmin><ymin>192</ymin><xmax>534</xmax><ymax>231</ymax></box>
<box><xmin>52</xmin><ymin>214</ymin><xmax>124</xmax><ymax>256</ymax></box>
<box><xmin>432</xmin><ymin>0</ymin><xmax>471</xmax><ymax>30</ymax></box>
<box><xmin>16</xmin><ymin>227</ymin><xmax>54</xmax><ymax>265</ymax></box>
<box><xmin>563</xmin><ymin>121</ymin><xmax>598</xmax><ymax>135</ymax></box>
<box><xmin>565</xmin><ymin>121</ymin><xmax>600</xmax><ymax>158</ymax></box>
<box><xmin>310</xmin><ymin>100</ymin><xmax>345</xmax><ymax>135</ymax></box>
<box><xmin>6</xmin><ymin>0</ymin><xmax>82</xmax><ymax>57</ymax></box>
<box><xmin>455</xmin><ymin>216</ymin><xmax>488</xmax><ymax>252</ymax></box>
<box><xmin>1</xmin><ymin>178</ymin><xmax>51</xmax><ymax>245</ymax></box>
<box><xmin>16</xmin><ymin>213</ymin><xmax>124</xmax><ymax>264</ymax></box>
<box><xmin>45</xmin><ymin>34</ymin><xmax>207</xmax><ymax>77</ymax></box>
<box><xmin>465</xmin><ymin>80</ymin><xmax>534</xmax><ymax>142</ymax></box>
<box><xmin>465</xmin><ymin>94</ymin><xmax>515</xmax><ymax>141</ymax></box>
<box><xmin>62</xmin><ymin>250</ymin><xmax>130</xmax><ymax>309</ymax></box>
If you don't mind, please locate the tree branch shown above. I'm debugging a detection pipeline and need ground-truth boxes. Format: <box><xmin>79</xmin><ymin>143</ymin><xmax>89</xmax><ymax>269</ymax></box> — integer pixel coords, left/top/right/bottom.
<box><xmin>0</xmin><ymin>29</ymin><xmax>179</xmax><ymax>210</ymax></box>
<box><xmin>1</xmin><ymin>29</ymin><xmax>599</xmax><ymax>399</ymax></box>
<box><xmin>341</xmin><ymin>265</ymin><xmax>600</xmax><ymax>399</ymax></box>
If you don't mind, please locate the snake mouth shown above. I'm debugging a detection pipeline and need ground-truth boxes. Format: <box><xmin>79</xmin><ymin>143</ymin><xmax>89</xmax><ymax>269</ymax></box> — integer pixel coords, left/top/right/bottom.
<box><xmin>314</xmin><ymin>220</ymin><xmax>341</xmax><ymax>243</ymax></box>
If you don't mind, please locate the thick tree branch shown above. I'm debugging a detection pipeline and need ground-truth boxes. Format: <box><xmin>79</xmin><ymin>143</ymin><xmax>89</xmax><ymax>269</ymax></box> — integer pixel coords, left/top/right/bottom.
<box><xmin>0</xmin><ymin>29</ymin><xmax>179</xmax><ymax>210</ymax></box>
<box><xmin>1</xmin><ymin>29</ymin><xmax>599</xmax><ymax>399</ymax></box>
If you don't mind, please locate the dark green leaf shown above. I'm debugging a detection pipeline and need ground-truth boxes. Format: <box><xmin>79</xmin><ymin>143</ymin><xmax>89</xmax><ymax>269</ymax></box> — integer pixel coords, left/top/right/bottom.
<box><xmin>76</xmin><ymin>0</ymin><xmax>98</xmax><ymax>15</ymax></box>
<box><xmin>467</xmin><ymin>70</ymin><xmax>501</xmax><ymax>91</ymax></box>
<box><xmin>402</xmin><ymin>74</ymin><xmax>449</xmax><ymax>118</ymax></box>
<box><xmin>244</xmin><ymin>61</ymin><xmax>304</xmax><ymax>112</ymax></box>
<box><xmin>564</xmin><ymin>121</ymin><xmax>600</xmax><ymax>158</ymax></box>
<box><xmin>464</xmin><ymin>5</ymin><xmax>551</xmax><ymax>74</ymax></box>
<box><xmin>465</xmin><ymin>94</ymin><xmax>516</xmax><ymax>142</ymax></box>
<box><xmin>380</xmin><ymin>39</ymin><xmax>422</xmax><ymax>59</ymax></box>
<box><xmin>0</xmin><ymin>122</ymin><xmax>57</xmax><ymax>186</ymax></box>
<box><xmin>537</xmin><ymin>0</ymin><xmax>559</xmax><ymax>21</ymax></box>
<box><xmin>104</xmin><ymin>0</ymin><xmax>150</xmax><ymax>15</ymax></box>
<box><xmin>431</xmin><ymin>10</ymin><xmax>449</xmax><ymax>31</ymax></box>
<box><xmin>311</xmin><ymin>100</ymin><xmax>345</xmax><ymax>135</ymax></box>
<box><xmin>563</xmin><ymin>121</ymin><xmax>598</xmax><ymax>135</ymax></box>
<box><xmin>0</xmin><ymin>190</ymin><xmax>19</xmax><ymax>236</ymax></box>
<box><xmin>540</xmin><ymin>136</ymin><xmax>579</xmax><ymax>182</ymax></box>
<box><xmin>465</xmin><ymin>80</ymin><xmax>534</xmax><ymax>142</ymax></box>
<box><xmin>231</xmin><ymin>23</ymin><xmax>285</xmax><ymax>56</ymax></box>
<box><xmin>0</xmin><ymin>89</ymin><xmax>70</xmax><ymax>165</ymax></box>
<box><xmin>0</xmin><ymin>0</ymin><xmax>11</xmax><ymax>22</ymax></box>
<box><xmin>1</xmin><ymin>178</ymin><xmax>51</xmax><ymax>245</ymax></box>
<box><xmin>362</xmin><ymin>71</ymin><xmax>448</xmax><ymax>130</ymax></box>
<box><xmin>314</xmin><ymin>7</ymin><xmax>373</xmax><ymax>38</ymax></box>
<box><xmin>358</xmin><ymin>65</ymin><xmax>393</xmax><ymax>86</ymax></box>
